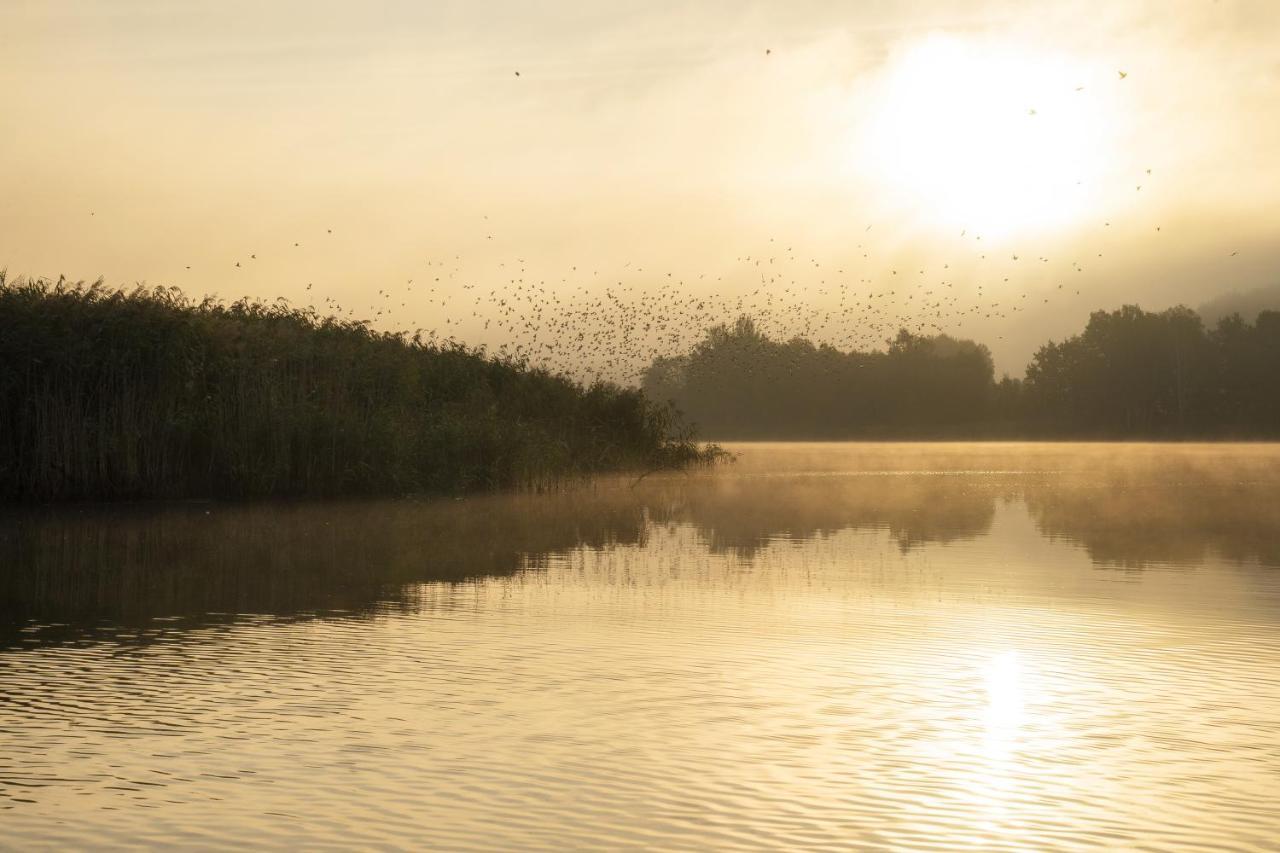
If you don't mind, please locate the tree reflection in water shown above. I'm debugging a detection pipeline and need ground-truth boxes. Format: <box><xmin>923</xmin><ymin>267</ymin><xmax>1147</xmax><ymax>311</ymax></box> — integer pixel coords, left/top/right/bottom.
<box><xmin>4</xmin><ymin>443</ymin><xmax>1278</xmax><ymax>649</ymax></box>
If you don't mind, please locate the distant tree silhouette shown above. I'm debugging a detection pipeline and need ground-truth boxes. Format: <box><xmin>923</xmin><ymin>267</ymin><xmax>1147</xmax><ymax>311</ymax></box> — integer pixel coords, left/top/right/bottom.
<box><xmin>1208</xmin><ymin>310</ymin><xmax>1280</xmax><ymax>431</ymax></box>
<box><xmin>1025</xmin><ymin>305</ymin><xmax>1279</xmax><ymax>436</ymax></box>
<box><xmin>645</xmin><ymin>307</ymin><xmax>1280</xmax><ymax>439</ymax></box>
<box><xmin>642</xmin><ymin>316</ymin><xmax>997</xmax><ymax>438</ymax></box>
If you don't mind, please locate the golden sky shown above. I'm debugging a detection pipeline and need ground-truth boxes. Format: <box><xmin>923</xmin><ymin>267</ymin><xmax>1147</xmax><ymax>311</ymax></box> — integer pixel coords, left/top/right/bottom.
<box><xmin>2</xmin><ymin>0</ymin><xmax>1278</xmax><ymax>377</ymax></box>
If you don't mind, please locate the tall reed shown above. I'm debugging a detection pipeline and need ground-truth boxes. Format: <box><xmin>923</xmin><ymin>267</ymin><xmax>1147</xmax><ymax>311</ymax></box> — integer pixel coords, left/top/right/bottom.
<box><xmin>0</xmin><ymin>274</ymin><xmax>715</xmax><ymax>501</ymax></box>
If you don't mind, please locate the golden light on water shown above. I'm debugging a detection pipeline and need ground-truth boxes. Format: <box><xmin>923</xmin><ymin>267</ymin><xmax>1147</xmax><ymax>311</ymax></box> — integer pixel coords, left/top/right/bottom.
<box><xmin>856</xmin><ymin>36</ymin><xmax>1117</xmax><ymax>239</ymax></box>
<box><xmin>974</xmin><ymin>648</ymin><xmax>1029</xmax><ymax>839</ymax></box>
<box><xmin>983</xmin><ymin>650</ymin><xmax>1025</xmax><ymax>737</ymax></box>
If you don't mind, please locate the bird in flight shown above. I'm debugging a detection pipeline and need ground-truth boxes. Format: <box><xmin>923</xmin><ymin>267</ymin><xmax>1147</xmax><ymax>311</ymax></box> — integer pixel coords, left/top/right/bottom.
<box><xmin>1118</xmin><ymin>70</ymin><xmax>1128</xmax><ymax>79</ymax></box>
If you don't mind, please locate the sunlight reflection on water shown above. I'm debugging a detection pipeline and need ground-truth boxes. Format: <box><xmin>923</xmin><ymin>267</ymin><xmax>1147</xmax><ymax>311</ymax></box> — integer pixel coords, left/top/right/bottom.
<box><xmin>2</xmin><ymin>443</ymin><xmax>1280</xmax><ymax>849</ymax></box>
<box><xmin>984</xmin><ymin>650</ymin><xmax>1025</xmax><ymax>737</ymax></box>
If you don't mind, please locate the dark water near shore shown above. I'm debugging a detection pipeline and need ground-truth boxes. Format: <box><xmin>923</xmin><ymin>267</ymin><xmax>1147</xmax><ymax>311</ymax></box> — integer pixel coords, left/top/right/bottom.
<box><xmin>3</xmin><ymin>443</ymin><xmax>1280</xmax><ymax>850</ymax></box>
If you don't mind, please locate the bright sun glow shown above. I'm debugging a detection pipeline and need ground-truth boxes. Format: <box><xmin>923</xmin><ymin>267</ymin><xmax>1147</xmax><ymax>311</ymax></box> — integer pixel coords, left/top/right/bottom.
<box><xmin>857</xmin><ymin>36</ymin><xmax>1116</xmax><ymax>239</ymax></box>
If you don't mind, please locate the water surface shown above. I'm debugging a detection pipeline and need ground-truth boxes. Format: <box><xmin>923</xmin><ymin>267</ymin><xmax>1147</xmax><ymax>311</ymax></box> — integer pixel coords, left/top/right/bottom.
<box><xmin>3</xmin><ymin>443</ymin><xmax>1280</xmax><ymax>849</ymax></box>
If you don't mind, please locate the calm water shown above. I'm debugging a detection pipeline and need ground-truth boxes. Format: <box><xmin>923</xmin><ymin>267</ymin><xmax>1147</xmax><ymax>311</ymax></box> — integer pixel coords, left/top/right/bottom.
<box><xmin>3</xmin><ymin>443</ymin><xmax>1280</xmax><ymax>850</ymax></box>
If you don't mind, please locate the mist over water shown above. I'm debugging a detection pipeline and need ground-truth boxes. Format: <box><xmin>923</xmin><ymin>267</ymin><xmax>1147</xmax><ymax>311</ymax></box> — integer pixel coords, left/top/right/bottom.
<box><xmin>4</xmin><ymin>443</ymin><xmax>1280</xmax><ymax>848</ymax></box>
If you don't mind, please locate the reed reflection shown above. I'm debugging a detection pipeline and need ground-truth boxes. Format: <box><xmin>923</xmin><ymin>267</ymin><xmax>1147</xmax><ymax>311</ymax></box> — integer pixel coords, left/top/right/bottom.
<box><xmin>0</xmin><ymin>489</ymin><xmax>649</xmax><ymax>646</ymax></box>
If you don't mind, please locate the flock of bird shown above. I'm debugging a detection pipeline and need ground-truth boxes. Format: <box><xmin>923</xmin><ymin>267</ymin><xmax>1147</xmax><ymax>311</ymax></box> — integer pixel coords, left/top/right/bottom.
<box><xmin>189</xmin><ymin>217</ymin><xmax>1156</xmax><ymax>385</ymax></box>
<box><xmin>96</xmin><ymin>63</ymin><xmax>1237</xmax><ymax>385</ymax></box>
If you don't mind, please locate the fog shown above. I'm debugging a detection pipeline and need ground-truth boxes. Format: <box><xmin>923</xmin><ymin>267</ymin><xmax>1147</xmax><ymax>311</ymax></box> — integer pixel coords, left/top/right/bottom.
<box><xmin>3</xmin><ymin>0</ymin><xmax>1278</xmax><ymax>377</ymax></box>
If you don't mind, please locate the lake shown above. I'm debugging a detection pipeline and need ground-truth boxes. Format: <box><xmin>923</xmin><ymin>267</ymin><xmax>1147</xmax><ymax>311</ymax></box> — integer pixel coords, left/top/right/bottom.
<box><xmin>3</xmin><ymin>442</ymin><xmax>1280</xmax><ymax>850</ymax></box>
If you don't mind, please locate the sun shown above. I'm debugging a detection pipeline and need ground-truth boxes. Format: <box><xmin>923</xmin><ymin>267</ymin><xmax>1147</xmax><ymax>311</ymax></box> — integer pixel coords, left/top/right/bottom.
<box><xmin>854</xmin><ymin>35</ymin><xmax>1116</xmax><ymax>240</ymax></box>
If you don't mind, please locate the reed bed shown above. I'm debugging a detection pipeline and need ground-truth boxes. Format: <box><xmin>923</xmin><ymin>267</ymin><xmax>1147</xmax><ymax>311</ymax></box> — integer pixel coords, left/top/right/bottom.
<box><xmin>0</xmin><ymin>274</ymin><xmax>714</xmax><ymax>501</ymax></box>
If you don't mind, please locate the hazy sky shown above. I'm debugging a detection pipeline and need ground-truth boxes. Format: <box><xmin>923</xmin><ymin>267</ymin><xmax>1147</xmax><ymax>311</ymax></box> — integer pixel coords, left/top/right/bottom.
<box><xmin>3</xmin><ymin>0</ymin><xmax>1278</xmax><ymax>376</ymax></box>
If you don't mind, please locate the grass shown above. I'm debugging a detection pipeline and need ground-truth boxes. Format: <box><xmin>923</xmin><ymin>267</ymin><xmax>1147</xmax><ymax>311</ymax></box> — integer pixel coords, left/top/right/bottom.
<box><xmin>0</xmin><ymin>273</ymin><xmax>719</xmax><ymax>502</ymax></box>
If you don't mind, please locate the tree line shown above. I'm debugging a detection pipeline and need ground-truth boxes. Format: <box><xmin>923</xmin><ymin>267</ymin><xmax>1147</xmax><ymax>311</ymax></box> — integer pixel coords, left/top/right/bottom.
<box><xmin>642</xmin><ymin>306</ymin><xmax>1280</xmax><ymax>438</ymax></box>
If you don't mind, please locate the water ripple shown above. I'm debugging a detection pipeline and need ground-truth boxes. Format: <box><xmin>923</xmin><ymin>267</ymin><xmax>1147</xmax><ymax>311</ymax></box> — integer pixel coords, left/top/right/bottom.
<box><xmin>2</xmin><ymin>443</ymin><xmax>1280</xmax><ymax>849</ymax></box>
